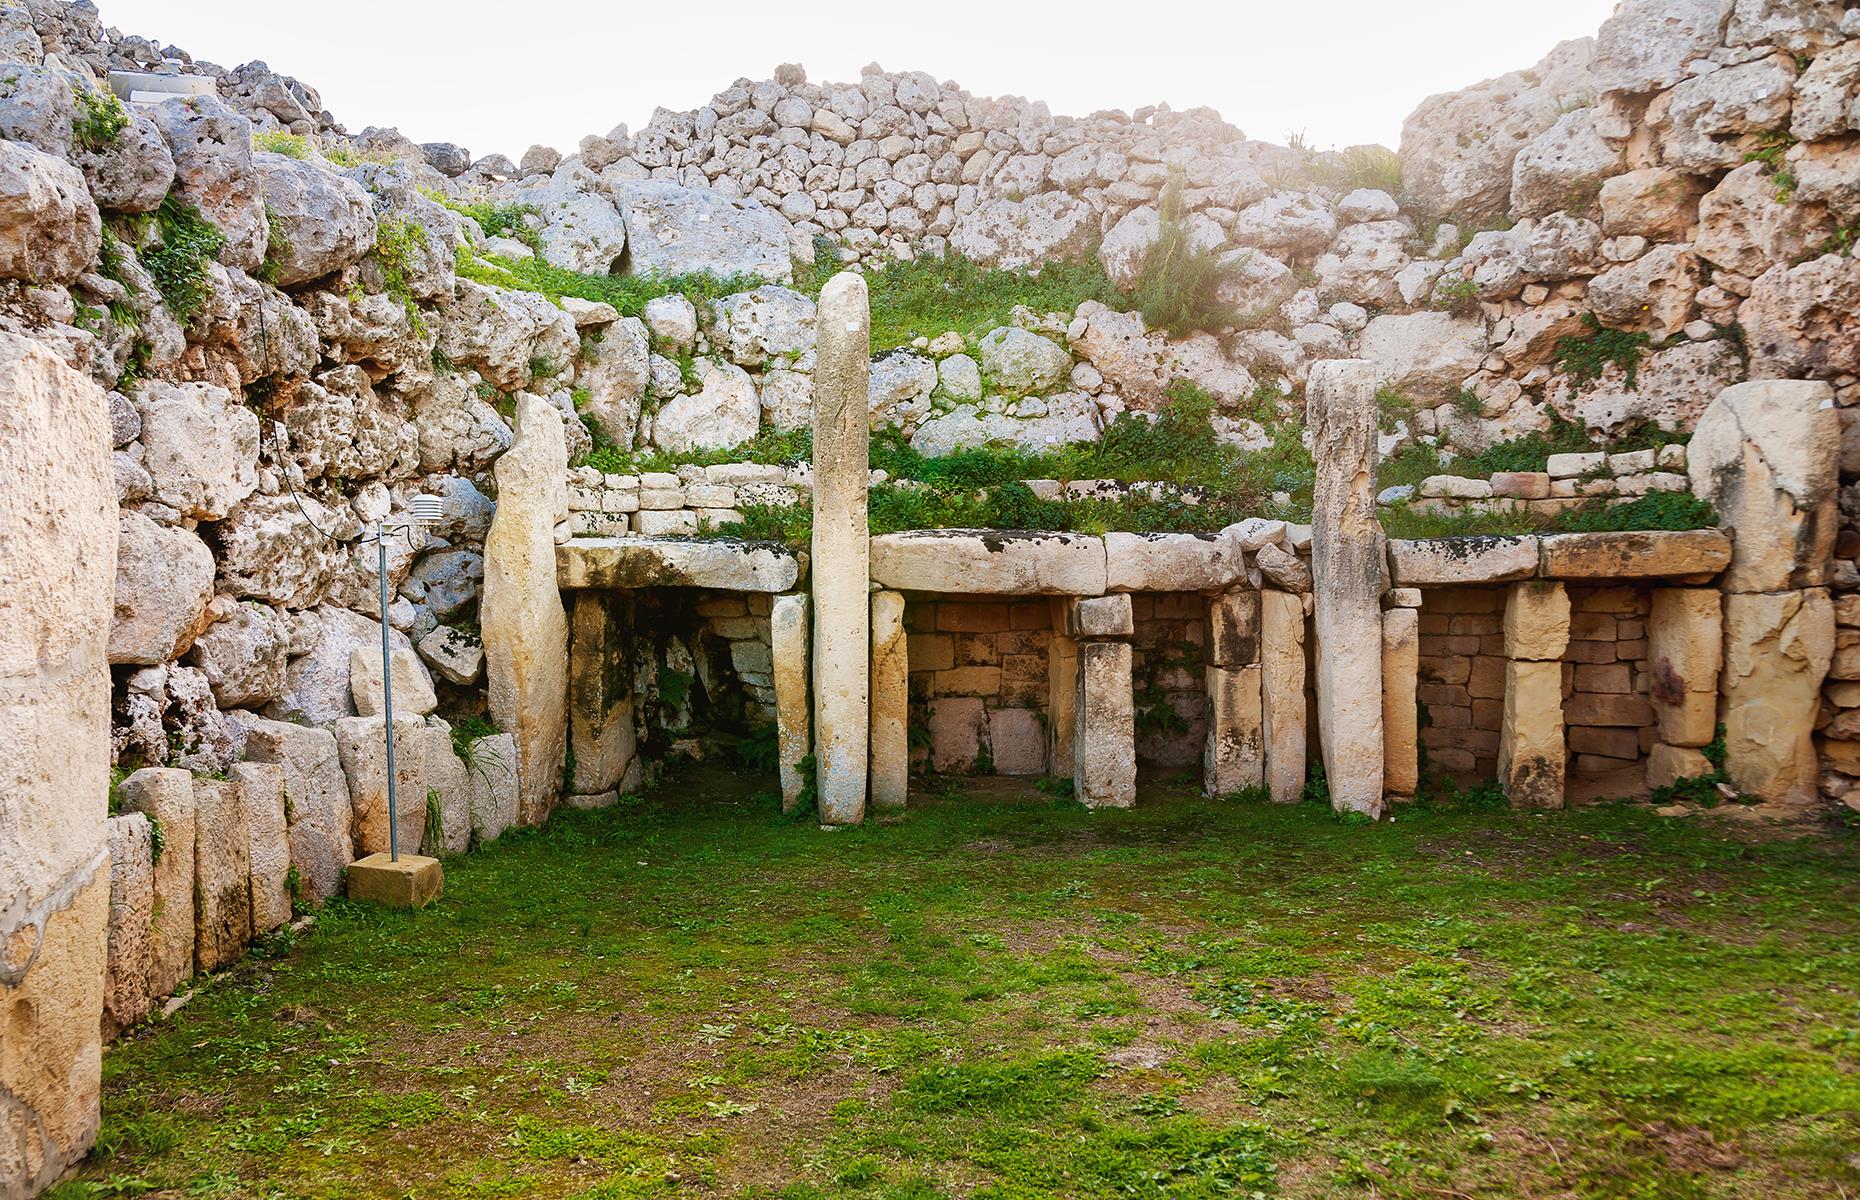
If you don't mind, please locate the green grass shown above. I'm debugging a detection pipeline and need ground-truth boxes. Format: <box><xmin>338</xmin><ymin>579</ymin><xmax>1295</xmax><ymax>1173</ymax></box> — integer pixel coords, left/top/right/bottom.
<box><xmin>63</xmin><ymin>773</ymin><xmax>1860</xmax><ymax>1199</ymax></box>
<box><xmin>142</xmin><ymin>193</ymin><xmax>225</xmax><ymax>324</ymax></box>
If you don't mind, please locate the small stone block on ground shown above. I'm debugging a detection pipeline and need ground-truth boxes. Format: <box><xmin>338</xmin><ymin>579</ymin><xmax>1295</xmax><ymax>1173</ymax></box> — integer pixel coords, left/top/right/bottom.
<box><xmin>346</xmin><ymin>853</ymin><xmax>444</xmax><ymax>909</ymax></box>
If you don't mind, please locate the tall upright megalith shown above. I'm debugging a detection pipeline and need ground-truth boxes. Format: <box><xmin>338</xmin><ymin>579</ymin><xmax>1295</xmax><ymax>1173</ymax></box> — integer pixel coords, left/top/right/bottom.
<box><xmin>482</xmin><ymin>392</ymin><xmax>570</xmax><ymax>825</ymax></box>
<box><xmin>1307</xmin><ymin>359</ymin><xmax>1386</xmax><ymax>817</ymax></box>
<box><xmin>811</xmin><ymin>272</ymin><xmax>871</xmax><ymax>825</ymax></box>
<box><xmin>0</xmin><ymin>332</ymin><xmax>116</xmax><ymax>1196</ymax></box>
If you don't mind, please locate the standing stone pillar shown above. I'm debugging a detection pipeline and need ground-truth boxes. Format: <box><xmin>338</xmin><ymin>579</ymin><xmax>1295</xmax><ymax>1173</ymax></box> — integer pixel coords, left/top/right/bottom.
<box><xmin>0</xmin><ymin>332</ymin><xmax>115</xmax><ymax>1195</ymax></box>
<box><xmin>1382</xmin><ymin>603</ymin><xmax>1421</xmax><ymax>799</ymax></box>
<box><xmin>102</xmin><ymin>814</ymin><xmax>155</xmax><ymax>1040</ymax></box>
<box><xmin>770</xmin><ymin>592</ymin><xmax>812</xmax><ymax>812</ymax></box>
<box><xmin>116</xmin><ymin>768</ymin><xmax>196</xmax><ymax>999</ymax></box>
<box><xmin>1067</xmin><ymin>595</ymin><xmax>1137</xmax><ymax>808</ymax></box>
<box><xmin>1689</xmin><ymin>381</ymin><xmax>1839</xmax><ymax>802</ymax></box>
<box><xmin>1646</xmin><ymin>588</ymin><xmax>1724</xmax><ymax>786</ymax></box>
<box><xmin>812</xmin><ymin>272</ymin><xmax>871</xmax><ymax>824</ymax></box>
<box><xmin>1499</xmin><ymin>581</ymin><xmax>1570</xmax><ymax>808</ymax></box>
<box><xmin>1307</xmin><ymin>359</ymin><xmax>1385</xmax><ymax>816</ymax></box>
<box><xmin>1204</xmin><ymin>590</ymin><xmax>1263</xmax><ymax>796</ymax></box>
<box><xmin>483</xmin><ymin>392</ymin><xmax>569</xmax><ymax>824</ymax></box>
<box><xmin>568</xmin><ymin>590</ymin><xmax>637</xmax><ymax>801</ymax></box>
<box><xmin>1260</xmin><ymin>591</ymin><xmax>1308</xmax><ymax>804</ymax></box>
<box><xmin>870</xmin><ymin>590</ymin><xmax>909</xmax><ymax>808</ymax></box>
<box><xmin>1046</xmin><ymin>598</ymin><xmax>1079</xmax><ymax>775</ymax></box>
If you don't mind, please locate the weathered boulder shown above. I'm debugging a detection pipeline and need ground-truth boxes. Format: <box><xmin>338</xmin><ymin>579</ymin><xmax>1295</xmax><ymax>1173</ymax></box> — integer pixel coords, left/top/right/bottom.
<box><xmin>213</xmin><ymin>492</ymin><xmax>350</xmax><ymax>609</ymax></box>
<box><xmin>1553</xmin><ymin>338</ymin><xmax>1743</xmax><ymax>433</ymax></box>
<box><xmin>416</xmin><ymin>723</ymin><xmax>473</xmax><ymax>855</ymax></box>
<box><xmin>268</xmin><ymin>606</ymin><xmax>416</xmax><ymax>726</ymax></box>
<box><xmin>1313</xmin><ymin>219</ymin><xmax>1411</xmax><ymax>307</ymax></box>
<box><xmin>482</xmin><ymin>393</ymin><xmax>569</xmax><ymax>823</ymax></box>
<box><xmin>333</xmin><ymin>714</ymin><xmax>427</xmax><ymax>855</ymax></box>
<box><xmin>253</xmin><ymin>150</ymin><xmax>377</xmax><ymax>285</ymax></box>
<box><xmin>465</xmin><ymin>729</ymin><xmax>520</xmax><ymax>842</ymax></box>
<box><xmin>109</xmin><ymin>513</ymin><xmax>214</xmax><ymax>665</ymax></box>
<box><xmin>1741</xmin><ymin>254</ymin><xmax>1860</xmax><ymax>381</ymax></box>
<box><xmin>867</xmin><ymin>348</ymin><xmax>939</xmax><ymax>426</ymax></box>
<box><xmin>1790</xmin><ymin>40</ymin><xmax>1860</xmax><ymax>141</ymax></box>
<box><xmin>1510</xmin><ymin>107</ymin><xmax>1623</xmax><ymax>218</ymax></box>
<box><xmin>417</xmin><ymin>624</ymin><xmax>483</xmax><ymax>685</ymax></box>
<box><xmin>133</xmin><ymin>380</ymin><xmax>259</xmax><ymax>520</ymax></box>
<box><xmin>1598</xmin><ymin>166</ymin><xmax>1704</xmax><ymax>239</ymax></box>
<box><xmin>151</xmin><ymin>94</ymin><xmax>267</xmax><ymax>271</ymax></box>
<box><xmin>1357</xmin><ymin>312</ymin><xmax>1487</xmax><ymax>406</ymax></box>
<box><xmin>651</xmin><ymin>357</ymin><xmax>759</xmax><ymax>452</ymax></box>
<box><xmin>1688</xmin><ymin>379</ymin><xmax>1839</xmax><ymax>593</ymax></box>
<box><xmin>0</xmin><ymin>138</ymin><xmax>102</xmax><ymax>284</ymax></box>
<box><xmin>614</xmin><ymin>179</ymin><xmax>792</xmax><ymax>282</ymax></box>
<box><xmin>908</xmin><ymin>394</ymin><xmax>1101</xmax><ymax>457</ymax></box>
<box><xmin>1694</xmin><ymin>162</ymin><xmax>1834</xmax><ymax>278</ymax></box>
<box><xmin>229</xmin><ymin>762</ymin><xmax>291</xmax><ymax>933</ymax></box>
<box><xmin>349</xmin><ymin>645</ymin><xmax>438</xmax><ymax>718</ymax></box>
<box><xmin>240</xmin><ymin>718</ymin><xmax>352</xmax><ymax>907</ymax></box>
<box><xmin>113</xmin><ymin>768</ymin><xmax>195</xmax><ymax>998</ymax></box>
<box><xmin>436</xmin><ymin>280</ymin><xmax>580</xmax><ymax>392</ymax></box>
<box><xmin>949</xmin><ymin>192</ymin><xmax>1095</xmax><ymax>269</ymax></box>
<box><xmin>1649</xmin><ymin>52</ymin><xmax>1798</xmax><ymax>172</ymax></box>
<box><xmin>0</xmin><ymin>59</ymin><xmax>74</xmax><ymax>155</ymax></box>
<box><xmin>709</xmin><ymin>285</ymin><xmax>815</xmax><ymax>368</ymax></box>
<box><xmin>347</xmin><ymin>160</ymin><xmax>460</xmax><ymax>300</ymax></box>
<box><xmin>102</xmin><ymin>813</ymin><xmax>155</xmax><ymax>1038</ymax></box>
<box><xmin>1587</xmin><ymin>243</ymin><xmax>1699</xmax><ymax>336</ymax></box>
<box><xmin>515</xmin><ymin>159</ymin><xmax>628</xmax><ymax>274</ymax></box>
<box><xmin>1722</xmin><ymin>589</ymin><xmax>1833</xmax><ymax>803</ymax></box>
<box><xmin>978</xmin><ymin>326</ymin><xmax>1071</xmax><ymax>395</ymax></box>
<box><xmin>1592</xmin><ymin>0</ymin><xmax>1726</xmax><ymax>93</ymax></box>
<box><xmin>1069</xmin><ymin>308</ymin><xmax>1254</xmax><ymax>409</ymax></box>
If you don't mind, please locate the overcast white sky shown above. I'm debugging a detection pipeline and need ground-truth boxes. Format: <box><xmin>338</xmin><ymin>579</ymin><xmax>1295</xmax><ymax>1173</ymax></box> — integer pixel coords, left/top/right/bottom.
<box><xmin>98</xmin><ymin>0</ymin><xmax>1620</xmax><ymax>160</ymax></box>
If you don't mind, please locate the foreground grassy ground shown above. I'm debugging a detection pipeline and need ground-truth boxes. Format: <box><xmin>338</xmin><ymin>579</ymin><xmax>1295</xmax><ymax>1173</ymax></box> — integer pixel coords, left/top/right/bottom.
<box><xmin>63</xmin><ymin>772</ymin><xmax>1860</xmax><ymax>1199</ymax></box>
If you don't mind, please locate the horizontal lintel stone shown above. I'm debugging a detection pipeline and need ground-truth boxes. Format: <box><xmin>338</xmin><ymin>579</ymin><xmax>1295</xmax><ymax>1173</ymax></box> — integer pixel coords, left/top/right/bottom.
<box><xmin>1387</xmin><ymin>536</ymin><xmax>1540</xmax><ymax>586</ymax></box>
<box><xmin>1537</xmin><ymin>530</ymin><xmax>1731</xmax><ymax>581</ymax></box>
<box><xmin>556</xmin><ymin>537</ymin><xmax>805</xmax><ymax>592</ymax></box>
<box><xmin>869</xmin><ymin>530</ymin><xmax>1107</xmax><ymax>595</ymax></box>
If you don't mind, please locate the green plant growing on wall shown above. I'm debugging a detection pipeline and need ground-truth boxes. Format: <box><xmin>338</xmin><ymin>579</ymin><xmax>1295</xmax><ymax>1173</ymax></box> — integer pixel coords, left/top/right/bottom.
<box><xmin>1553</xmin><ymin>313</ymin><xmax>1650</xmax><ymax>396</ymax></box>
<box><xmin>1129</xmin><ymin>171</ymin><xmax>1240</xmax><ymax>337</ymax></box>
<box><xmin>1743</xmin><ymin>131</ymin><xmax>1799</xmax><ymax>202</ymax></box>
<box><xmin>424</xmin><ymin>788</ymin><xmax>445</xmax><ymax>852</ymax></box>
<box><xmin>71</xmin><ymin>86</ymin><xmax>128</xmax><ymax>152</ymax></box>
<box><xmin>371</xmin><ymin>214</ymin><xmax>430</xmax><ymax>332</ymax></box>
<box><xmin>143</xmin><ymin>194</ymin><xmax>226</xmax><ymax>324</ymax></box>
<box><xmin>254</xmin><ymin>130</ymin><xmax>310</xmax><ymax>159</ymax></box>
<box><xmin>256</xmin><ymin>204</ymin><xmax>291</xmax><ymax>284</ymax></box>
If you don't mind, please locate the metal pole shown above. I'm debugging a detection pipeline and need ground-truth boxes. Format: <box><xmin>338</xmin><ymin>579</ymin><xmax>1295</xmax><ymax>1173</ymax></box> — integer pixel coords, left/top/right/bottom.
<box><xmin>378</xmin><ymin>530</ymin><xmax>399</xmax><ymax>862</ymax></box>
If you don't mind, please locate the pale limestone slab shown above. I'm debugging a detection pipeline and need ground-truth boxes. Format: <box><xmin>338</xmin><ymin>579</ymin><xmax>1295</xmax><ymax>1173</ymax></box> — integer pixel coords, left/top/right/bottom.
<box><xmin>870</xmin><ymin>530</ymin><xmax>1107</xmax><ymax>596</ymax></box>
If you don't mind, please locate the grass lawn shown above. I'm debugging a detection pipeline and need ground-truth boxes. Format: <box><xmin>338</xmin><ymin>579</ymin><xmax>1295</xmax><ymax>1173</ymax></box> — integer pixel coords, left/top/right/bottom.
<box><xmin>63</xmin><ymin>771</ymin><xmax>1860</xmax><ymax>1199</ymax></box>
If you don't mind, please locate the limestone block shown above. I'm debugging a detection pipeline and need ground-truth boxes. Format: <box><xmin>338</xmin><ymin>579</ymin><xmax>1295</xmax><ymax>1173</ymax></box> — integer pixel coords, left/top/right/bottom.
<box><xmin>870</xmin><ymin>591</ymin><xmax>909</xmax><ymax>807</ymax></box>
<box><xmin>869</xmin><ymin>530</ymin><xmax>1106</xmax><ymax>596</ymax></box>
<box><xmin>1047</xmin><ymin>605</ymin><xmax>1080</xmax><ymax>775</ymax></box>
<box><xmin>928</xmin><ymin>696</ymin><xmax>986</xmax><ymax>773</ymax></box>
<box><xmin>1499</xmin><ymin>660</ymin><xmax>1565</xmax><ymax>809</ymax></box>
<box><xmin>1388</xmin><ymin>536</ymin><xmax>1539</xmax><ymax>586</ymax></box>
<box><xmin>1261</xmin><ymin>590</ymin><xmax>1308</xmax><ymax>804</ymax></box>
<box><xmin>239</xmin><ymin>718</ymin><xmax>351</xmax><ymax>907</ymax></box>
<box><xmin>1504</xmin><ymin>581</ymin><xmax>1570</xmax><ymax>661</ymax></box>
<box><xmin>770</xmin><ymin>593</ymin><xmax>812</xmax><ymax>811</ymax></box>
<box><xmin>1688</xmin><ymin>380</ymin><xmax>1839</xmax><ymax>593</ymax></box>
<box><xmin>1074</xmin><ymin>641</ymin><xmax>1136</xmax><ymax>809</ymax></box>
<box><xmin>1104</xmin><ymin>531</ymin><xmax>1242</xmax><ymax>592</ymax></box>
<box><xmin>1382</xmin><ymin>608</ymin><xmax>1420</xmax><ymax>797</ymax></box>
<box><xmin>191</xmin><ymin>779</ymin><xmax>252</xmax><ymax>973</ymax></box>
<box><xmin>103</xmin><ymin>813</ymin><xmax>155</xmax><ymax>1038</ymax></box>
<box><xmin>556</xmin><ymin>536</ymin><xmax>803</xmax><ymax>591</ymax></box>
<box><xmin>812</xmin><ymin>272</ymin><xmax>872</xmax><ymax>824</ymax></box>
<box><xmin>1308</xmin><ymin>360</ymin><xmax>1385</xmax><ymax>817</ymax></box>
<box><xmin>0</xmin><ymin>330</ymin><xmax>115</xmax><ymax>1191</ymax></box>
<box><xmin>416</xmin><ymin>724</ymin><xmax>473</xmax><ymax>856</ymax></box>
<box><xmin>1648</xmin><ymin>588</ymin><xmax>1722</xmax><ymax>698</ymax></box>
<box><xmin>989</xmin><ymin>708</ymin><xmax>1047</xmax><ymax>776</ymax></box>
<box><xmin>115</xmin><ymin>768</ymin><xmax>196</xmax><ymax>997</ymax></box>
<box><xmin>483</xmin><ymin>392</ymin><xmax>569</xmax><ymax>824</ymax></box>
<box><xmin>108</xmin><ymin>512</ymin><xmax>215</xmax><ymax>665</ymax></box>
<box><xmin>1204</xmin><ymin>665</ymin><xmax>1264</xmax><ymax>797</ymax></box>
<box><xmin>1722</xmin><ymin>588</ymin><xmax>1833</xmax><ymax>803</ymax></box>
<box><xmin>349</xmin><ymin>645</ymin><xmax>438</xmax><ymax>718</ymax></box>
<box><xmin>1253</xmin><ymin>542</ymin><xmax>1312</xmax><ymax>593</ymax></box>
<box><xmin>333</xmin><ymin>715</ymin><xmax>428</xmax><ymax>857</ymax></box>
<box><xmin>1067</xmin><ymin>594</ymin><xmax>1134</xmax><ymax>639</ymax></box>
<box><xmin>1657</xmin><ymin>689</ymin><xmax>1719</xmax><ymax>749</ymax></box>
<box><xmin>1207</xmin><ymin>591</ymin><xmax>1261</xmax><ymax>666</ymax></box>
<box><xmin>1538</xmin><ymin>530</ymin><xmax>1733</xmax><ymax>581</ymax></box>
<box><xmin>346</xmin><ymin>852</ymin><xmax>443</xmax><ymax>909</ymax></box>
<box><xmin>465</xmin><ymin>730</ymin><xmax>520</xmax><ymax>842</ymax></box>
<box><xmin>568</xmin><ymin>591</ymin><xmax>636</xmax><ymax>795</ymax></box>
<box><xmin>229</xmin><ymin>762</ymin><xmax>291</xmax><ymax>933</ymax></box>
<box><xmin>1647</xmin><ymin>743</ymin><xmax>1712</xmax><ymax>789</ymax></box>
<box><xmin>417</xmin><ymin>625</ymin><xmax>483</xmax><ymax>686</ymax></box>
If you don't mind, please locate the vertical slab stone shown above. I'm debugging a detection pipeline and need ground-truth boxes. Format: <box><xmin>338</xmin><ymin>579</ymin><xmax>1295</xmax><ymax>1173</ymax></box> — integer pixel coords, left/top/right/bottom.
<box><xmin>466</xmin><ymin>731</ymin><xmax>520</xmax><ymax>842</ymax></box>
<box><xmin>240</xmin><ymin>719</ymin><xmax>351</xmax><ymax>907</ymax></box>
<box><xmin>1382</xmin><ymin>608</ymin><xmax>1420</xmax><ymax>798</ymax></box>
<box><xmin>1648</xmin><ymin>587</ymin><xmax>1723</xmax><ymax>749</ymax></box>
<box><xmin>333</xmin><ymin>715</ymin><xmax>427</xmax><ymax>857</ymax></box>
<box><xmin>770</xmin><ymin>592</ymin><xmax>812</xmax><ymax>812</ymax></box>
<box><xmin>483</xmin><ymin>391</ymin><xmax>569</xmax><ymax>825</ymax></box>
<box><xmin>1074</xmin><ymin>641</ymin><xmax>1137</xmax><ymax>808</ymax></box>
<box><xmin>1688</xmin><ymin>381</ymin><xmax>1838</xmax><ymax>594</ymax></box>
<box><xmin>116</xmin><ymin>768</ymin><xmax>196</xmax><ymax>998</ymax></box>
<box><xmin>870</xmin><ymin>590</ymin><xmax>908</xmax><ymax>809</ymax></box>
<box><xmin>811</xmin><ymin>272</ymin><xmax>870</xmax><ymax>824</ymax></box>
<box><xmin>102</xmin><ymin>814</ymin><xmax>155</xmax><ymax>1039</ymax></box>
<box><xmin>1307</xmin><ymin>359</ymin><xmax>1385</xmax><ymax>816</ymax></box>
<box><xmin>1046</xmin><ymin>600</ymin><xmax>1079</xmax><ymax>776</ymax></box>
<box><xmin>1722</xmin><ymin>589</ymin><xmax>1833</xmax><ymax>802</ymax></box>
<box><xmin>417</xmin><ymin>725</ymin><xmax>473</xmax><ymax>856</ymax></box>
<box><xmin>1504</xmin><ymin>581</ymin><xmax>1571</xmax><ymax>661</ymax></box>
<box><xmin>568</xmin><ymin>590</ymin><xmax>636</xmax><ymax>796</ymax></box>
<box><xmin>0</xmin><ymin>332</ymin><xmax>114</xmax><ymax>1194</ymax></box>
<box><xmin>1261</xmin><ymin>591</ymin><xmax>1308</xmax><ymax>804</ymax></box>
<box><xmin>229</xmin><ymin>762</ymin><xmax>290</xmax><ymax>933</ymax></box>
<box><xmin>1499</xmin><ymin>661</ymin><xmax>1566</xmax><ymax>809</ymax></box>
<box><xmin>1207</xmin><ymin>590</ymin><xmax>1260</xmax><ymax>666</ymax></box>
<box><xmin>1204</xmin><ymin>665</ymin><xmax>1264</xmax><ymax>796</ymax></box>
<box><xmin>191</xmin><ymin>778</ymin><xmax>252</xmax><ymax>973</ymax></box>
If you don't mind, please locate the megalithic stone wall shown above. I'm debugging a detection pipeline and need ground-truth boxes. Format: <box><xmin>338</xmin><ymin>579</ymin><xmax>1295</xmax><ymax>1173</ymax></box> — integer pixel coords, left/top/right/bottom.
<box><xmin>1307</xmin><ymin>359</ymin><xmax>1386</xmax><ymax>818</ymax></box>
<box><xmin>0</xmin><ymin>332</ymin><xmax>117</xmax><ymax>1197</ymax></box>
<box><xmin>811</xmin><ymin>272</ymin><xmax>872</xmax><ymax>825</ymax></box>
